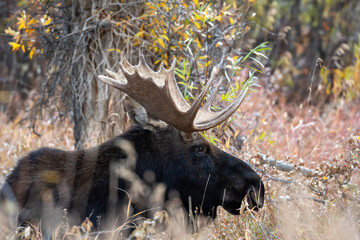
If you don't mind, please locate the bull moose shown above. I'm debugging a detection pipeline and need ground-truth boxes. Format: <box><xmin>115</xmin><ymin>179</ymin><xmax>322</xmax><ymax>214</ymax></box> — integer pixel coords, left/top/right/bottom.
<box><xmin>0</xmin><ymin>51</ymin><xmax>264</xmax><ymax>237</ymax></box>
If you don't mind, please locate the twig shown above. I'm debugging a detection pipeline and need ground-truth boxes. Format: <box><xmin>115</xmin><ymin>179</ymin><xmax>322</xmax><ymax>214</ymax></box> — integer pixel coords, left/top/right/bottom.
<box><xmin>257</xmin><ymin>153</ymin><xmax>320</xmax><ymax>177</ymax></box>
<box><xmin>245</xmin><ymin>203</ymin><xmax>270</xmax><ymax>240</ymax></box>
<box><xmin>305</xmin><ymin>58</ymin><xmax>324</xmax><ymax>121</ymax></box>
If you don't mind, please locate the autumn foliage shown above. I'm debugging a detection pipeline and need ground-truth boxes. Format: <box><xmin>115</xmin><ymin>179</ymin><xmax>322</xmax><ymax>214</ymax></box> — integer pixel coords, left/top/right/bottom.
<box><xmin>5</xmin><ymin>11</ymin><xmax>51</xmax><ymax>59</ymax></box>
<box><xmin>1</xmin><ymin>0</ymin><xmax>360</xmax><ymax>239</ymax></box>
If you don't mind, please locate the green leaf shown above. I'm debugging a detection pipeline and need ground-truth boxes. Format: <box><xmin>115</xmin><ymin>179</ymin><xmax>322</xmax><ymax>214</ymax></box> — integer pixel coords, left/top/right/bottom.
<box><xmin>258</xmin><ymin>131</ymin><xmax>266</xmax><ymax>140</ymax></box>
<box><xmin>242</xmin><ymin>42</ymin><xmax>270</xmax><ymax>63</ymax></box>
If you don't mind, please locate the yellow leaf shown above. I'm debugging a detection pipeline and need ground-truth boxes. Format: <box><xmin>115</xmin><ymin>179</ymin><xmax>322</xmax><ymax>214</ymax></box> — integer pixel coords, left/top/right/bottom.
<box><xmin>21</xmin><ymin>44</ymin><xmax>25</xmax><ymax>53</ymax></box>
<box><xmin>5</xmin><ymin>27</ymin><xmax>17</xmax><ymax>35</ymax></box>
<box><xmin>193</xmin><ymin>21</ymin><xmax>201</xmax><ymax>30</ymax></box>
<box><xmin>161</xmin><ymin>34</ymin><xmax>169</xmax><ymax>42</ymax></box>
<box><xmin>139</xmin><ymin>14</ymin><xmax>150</xmax><ymax>20</ymax></box>
<box><xmin>322</xmin><ymin>176</ymin><xmax>327</xmax><ymax>180</ymax></box>
<box><xmin>163</xmin><ymin>59</ymin><xmax>168</xmax><ymax>66</ymax></box>
<box><xmin>28</xmin><ymin>18</ymin><xmax>38</xmax><ymax>25</ymax></box>
<box><xmin>106</xmin><ymin>48</ymin><xmax>115</xmax><ymax>52</ymax></box>
<box><xmin>133</xmin><ymin>39</ymin><xmax>140</xmax><ymax>46</ymax></box>
<box><xmin>9</xmin><ymin>42</ymin><xmax>21</xmax><ymax>51</ymax></box>
<box><xmin>17</xmin><ymin>13</ymin><xmax>27</xmax><ymax>30</ymax></box>
<box><xmin>225</xmin><ymin>136</ymin><xmax>230</xmax><ymax>149</ymax></box>
<box><xmin>45</xmin><ymin>18</ymin><xmax>52</xmax><ymax>25</ymax></box>
<box><xmin>193</xmin><ymin>12</ymin><xmax>202</xmax><ymax>21</ymax></box>
<box><xmin>205</xmin><ymin>60</ymin><xmax>211</xmax><ymax>67</ymax></box>
<box><xmin>198</xmin><ymin>55</ymin><xmax>208</xmax><ymax>60</ymax></box>
<box><xmin>135</xmin><ymin>30</ymin><xmax>147</xmax><ymax>38</ymax></box>
<box><xmin>229</xmin><ymin>17</ymin><xmax>234</xmax><ymax>24</ymax></box>
<box><xmin>194</xmin><ymin>38</ymin><xmax>202</xmax><ymax>48</ymax></box>
<box><xmin>192</xmin><ymin>0</ymin><xmax>198</xmax><ymax>6</ymax></box>
<box><xmin>17</xmin><ymin>19</ymin><xmax>26</xmax><ymax>30</ymax></box>
<box><xmin>29</xmin><ymin>48</ymin><xmax>35</xmax><ymax>59</ymax></box>
<box><xmin>157</xmin><ymin>38</ymin><xmax>166</xmax><ymax>49</ymax></box>
<box><xmin>223</xmin><ymin>4</ymin><xmax>232</xmax><ymax>11</ymax></box>
<box><xmin>183</xmin><ymin>32</ymin><xmax>189</xmax><ymax>39</ymax></box>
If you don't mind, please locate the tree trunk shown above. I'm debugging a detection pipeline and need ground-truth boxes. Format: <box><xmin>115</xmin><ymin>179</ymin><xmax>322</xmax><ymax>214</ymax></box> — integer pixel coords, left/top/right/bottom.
<box><xmin>56</xmin><ymin>0</ymin><xmax>142</xmax><ymax>148</ymax></box>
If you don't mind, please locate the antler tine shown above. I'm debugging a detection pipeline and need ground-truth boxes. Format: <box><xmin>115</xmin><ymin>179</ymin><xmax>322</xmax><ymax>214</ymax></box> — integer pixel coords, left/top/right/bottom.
<box><xmin>98</xmin><ymin>69</ymin><xmax>125</xmax><ymax>90</ymax></box>
<box><xmin>187</xmin><ymin>66</ymin><xmax>220</xmax><ymax>124</ymax></box>
<box><xmin>203</xmin><ymin>76</ymin><xmax>224</xmax><ymax>111</ymax></box>
<box><xmin>194</xmin><ymin>86</ymin><xmax>249</xmax><ymax>130</ymax></box>
<box><xmin>169</xmin><ymin>57</ymin><xmax>177</xmax><ymax>71</ymax></box>
<box><xmin>137</xmin><ymin>48</ymin><xmax>154</xmax><ymax>80</ymax></box>
<box><xmin>119</xmin><ymin>52</ymin><xmax>135</xmax><ymax>74</ymax></box>
<box><xmin>138</xmin><ymin>46</ymin><xmax>148</xmax><ymax>68</ymax></box>
<box><xmin>98</xmin><ymin>50</ymin><xmax>139</xmax><ymax>90</ymax></box>
<box><xmin>159</xmin><ymin>61</ymin><xmax>165</xmax><ymax>71</ymax></box>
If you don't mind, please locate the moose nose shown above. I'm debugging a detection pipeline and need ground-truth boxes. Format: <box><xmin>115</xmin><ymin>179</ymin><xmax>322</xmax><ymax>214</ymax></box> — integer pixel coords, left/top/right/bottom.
<box><xmin>246</xmin><ymin>182</ymin><xmax>264</xmax><ymax>210</ymax></box>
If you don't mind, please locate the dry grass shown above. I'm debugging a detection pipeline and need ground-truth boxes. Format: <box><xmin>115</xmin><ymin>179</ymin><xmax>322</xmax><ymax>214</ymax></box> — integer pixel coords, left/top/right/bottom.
<box><xmin>0</xmin><ymin>85</ymin><xmax>359</xmax><ymax>239</ymax></box>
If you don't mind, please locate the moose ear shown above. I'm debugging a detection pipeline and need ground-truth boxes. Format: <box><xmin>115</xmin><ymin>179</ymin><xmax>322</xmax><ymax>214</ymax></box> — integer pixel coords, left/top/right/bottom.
<box><xmin>124</xmin><ymin>96</ymin><xmax>168</xmax><ymax>130</ymax></box>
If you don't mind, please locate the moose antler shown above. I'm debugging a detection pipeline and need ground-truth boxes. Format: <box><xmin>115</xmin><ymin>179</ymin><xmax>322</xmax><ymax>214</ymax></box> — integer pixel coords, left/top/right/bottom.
<box><xmin>98</xmin><ymin>50</ymin><xmax>249</xmax><ymax>132</ymax></box>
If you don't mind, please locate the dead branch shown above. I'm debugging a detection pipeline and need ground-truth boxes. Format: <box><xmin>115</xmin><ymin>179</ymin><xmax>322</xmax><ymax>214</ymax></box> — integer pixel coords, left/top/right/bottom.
<box><xmin>257</xmin><ymin>153</ymin><xmax>320</xmax><ymax>177</ymax></box>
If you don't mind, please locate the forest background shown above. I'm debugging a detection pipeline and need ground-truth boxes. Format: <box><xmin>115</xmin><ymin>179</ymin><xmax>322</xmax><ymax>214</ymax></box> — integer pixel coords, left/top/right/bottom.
<box><xmin>0</xmin><ymin>0</ymin><xmax>359</xmax><ymax>239</ymax></box>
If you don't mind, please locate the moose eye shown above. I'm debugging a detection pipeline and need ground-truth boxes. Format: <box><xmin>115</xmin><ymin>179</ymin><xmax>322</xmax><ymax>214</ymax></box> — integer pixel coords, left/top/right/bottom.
<box><xmin>194</xmin><ymin>146</ymin><xmax>204</xmax><ymax>153</ymax></box>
